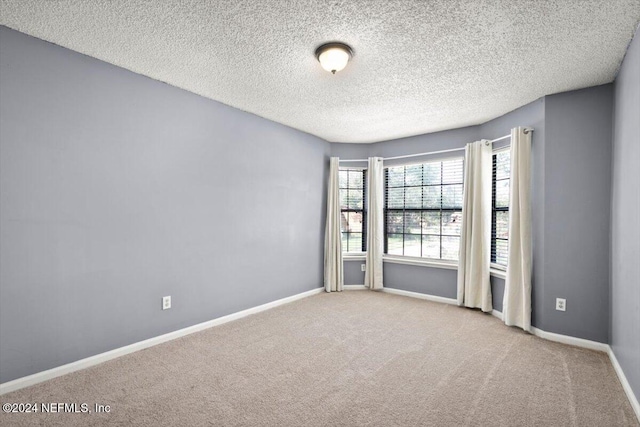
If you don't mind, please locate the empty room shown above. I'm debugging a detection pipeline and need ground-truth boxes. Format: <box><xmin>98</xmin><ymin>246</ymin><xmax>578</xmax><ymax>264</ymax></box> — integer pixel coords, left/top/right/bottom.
<box><xmin>0</xmin><ymin>1</ymin><xmax>639</xmax><ymax>426</ymax></box>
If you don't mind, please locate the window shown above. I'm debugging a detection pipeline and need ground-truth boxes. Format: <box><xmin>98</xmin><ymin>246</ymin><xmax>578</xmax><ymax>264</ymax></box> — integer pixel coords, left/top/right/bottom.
<box><xmin>339</xmin><ymin>169</ymin><xmax>366</xmax><ymax>253</ymax></box>
<box><xmin>491</xmin><ymin>149</ymin><xmax>510</xmax><ymax>267</ymax></box>
<box><xmin>384</xmin><ymin>158</ymin><xmax>464</xmax><ymax>261</ymax></box>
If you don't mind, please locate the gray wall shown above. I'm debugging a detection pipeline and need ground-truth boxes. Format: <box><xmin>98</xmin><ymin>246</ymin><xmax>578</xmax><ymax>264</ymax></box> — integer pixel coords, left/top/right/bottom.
<box><xmin>0</xmin><ymin>27</ymin><xmax>329</xmax><ymax>383</ymax></box>
<box><xmin>543</xmin><ymin>85</ymin><xmax>613</xmax><ymax>343</ymax></box>
<box><xmin>611</xmin><ymin>29</ymin><xmax>640</xmax><ymax>401</ymax></box>
<box><xmin>344</xmin><ymin>260</ymin><xmax>365</xmax><ymax>285</ymax></box>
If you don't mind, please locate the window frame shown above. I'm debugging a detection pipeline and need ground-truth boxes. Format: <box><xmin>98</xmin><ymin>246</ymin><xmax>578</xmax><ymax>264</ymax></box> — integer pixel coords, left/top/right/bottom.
<box><xmin>339</xmin><ymin>167</ymin><xmax>367</xmax><ymax>255</ymax></box>
<box><xmin>383</xmin><ymin>157</ymin><xmax>464</xmax><ymax>263</ymax></box>
<box><xmin>491</xmin><ymin>146</ymin><xmax>511</xmax><ymax>271</ymax></box>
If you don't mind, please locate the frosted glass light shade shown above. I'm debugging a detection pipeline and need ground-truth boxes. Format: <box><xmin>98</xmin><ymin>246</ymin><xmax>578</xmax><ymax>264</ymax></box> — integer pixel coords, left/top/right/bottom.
<box><xmin>316</xmin><ymin>43</ymin><xmax>353</xmax><ymax>74</ymax></box>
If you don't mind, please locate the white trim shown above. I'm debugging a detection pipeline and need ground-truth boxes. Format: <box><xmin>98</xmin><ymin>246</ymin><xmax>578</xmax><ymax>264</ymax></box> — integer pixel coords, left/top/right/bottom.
<box><xmin>381</xmin><ymin>287</ymin><xmax>457</xmax><ymax>305</ymax></box>
<box><xmin>383</xmin><ymin>154</ymin><xmax>466</xmax><ymax>168</ymax></box>
<box><xmin>490</xmin><ymin>268</ymin><xmax>507</xmax><ymax>280</ymax></box>
<box><xmin>344</xmin><ymin>284</ymin><xmax>367</xmax><ymax>290</ymax></box>
<box><xmin>0</xmin><ymin>287</ymin><xmax>324</xmax><ymax>396</ymax></box>
<box><xmin>492</xmin><ymin>144</ymin><xmax>511</xmax><ymax>153</ymax></box>
<box><xmin>529</xmin><ymin>327</ymin><xmax>609</xmax><ymax>352</ymax></box>
<box><xmin>338</xmin><ymin>165</ymin><xmax>367</xmax><ymax>171</ymax></box>
<box><xmin>490</xmin><ymin>262</ymin><xmax>507</xmax><ymax>271</ymax></box>
<box><xmin>608</xmin><ymin>347</ymin><xmax>640</xmax><ymax>422</ymax></box>
<box><xmin>383</xmin><ymin>255</ymin><xmax>457</xmax><ymax>270</ymax></box>
<box><xmin>491</xmin><ymin>310</ymin><xmax>610</xmax><ymax>352</ymax></box>
<box><xmin>343</xmin><ymin>254</ymin><xmax>366</xmax><ymax>261</ymax></box>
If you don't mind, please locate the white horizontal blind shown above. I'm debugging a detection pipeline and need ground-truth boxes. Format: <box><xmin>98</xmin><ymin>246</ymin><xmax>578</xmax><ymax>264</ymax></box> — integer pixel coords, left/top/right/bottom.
<box><xmin>339</xmin><ymin>169</ymin><xmax>367</xmax><ymax>253</ymax></box>
<box><xmin>384</xmin><ymin>158</ymin><xmax>464</xmax><ymax>260</ymax></box>
<box><xmin>491</xmin><ymin>150</ymin><xmax>510</xmax><ymax>266</ymax></box>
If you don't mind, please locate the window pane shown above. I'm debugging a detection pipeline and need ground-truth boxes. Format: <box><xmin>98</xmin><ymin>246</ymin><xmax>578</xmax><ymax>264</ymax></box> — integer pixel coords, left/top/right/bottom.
<box><xmin>405</xmin><ymin>234</ymin><xmax>421</xmax><ymax>257</ymax></box>
<box><xmin>442</xmin><ymin>184</ymin><xmax>463</xmax><ymax>208</ymax></box>
<box><xmin>405</xmin><ymin>187</ymin><xmax>422</xmax><ymax>208</ymax></box>
<box><xmin>423</xmin><ymin>163</ymin><xmax>441</xmax><ymax>185</ymax></box>
<box><xmin>442</xmin><ymin>159</ymin><xmax>463</xmax><ymax>184</ymax></box>
<box><xmin>347</xmin><ymin>233</ymin><xmax>363</xmax><ymax>252</ymax></box>
<box><xmin>442</xmin><ymin>236</ymin><xmax>460</xmax><ymax>260</ymax></box>
<box><xmin>348</xmin><ymin>170</ymin><xmax>363</xmax><ymax>188</ymax></box>
<box><xmin>495</xmin><ymin>211</ymin><xmax>509</xmax><ymax>239</ymax></box>
<box><xmin>348</xmin><ymin>189</ymin><xmax>363</xmax><ymax>209</ymax></box>
<box><xmin>387</xmin><ymin>187</ymin><xmax>404</xmax><ymax>208</ymax></box>
<box><xmin>423</xmin><ymin>186</ymin><xmax>441</xmax><ymax>208</ymax></box>
<box><xmin>495</xmin><ymin>180</ymin><xmax>509</xmax><ymax>208</ymax></box>
<box><xmin>339</xmin><ymin>188</ymin><xmax>348</xmax><ymax>209</ymax></box>
<box><xmin>386</xmin><ymin>211</ymin><xmax>403</xmax><ymax>233</ymax></box>
<box><xmin>383</xmin><ymin>157</ymin><xmax>463</xmax><ymax>261</ymax></box>
<box><xmin>422</xmin><ymin>235</ymin><xmax>440</xmax><ymax>259</ymax></box>
<box><xmin>442</xmin><ymin>211</ymin><xmax>462</xmax><ymax>236</ymax></box>
<box><xmin>387</xmin><ymin>234</ymin><xmax>403</xmax><ymax>255</ymax></box>
<box><xmin>341</xmin><ymin>233</ymin><xmax>348</xmax><ymax>252</ymax></box>
<box><xmin>405</xmin><ymin>212</ymin><xmax>422</xmax><ymax>234</ymax></box>
<box><xmin>339</xmin><ymin>170</ymin><xmax>348</xmax><ymax>189</ymax></box>
<box><xmin>495</xmin><ymin>239</ymin><xmax>508</xmax><ymax>266</ymax></box>
<box><xmin>422</xmin><ymin>211</ymin><xmax>441</xmax><ymax>234</ymax></box>
<box><xmin>405</xmin><ymin>165</ymin><xmax>422</xmax><ymax>186</ymax></box>
<box><xmin>346</xmin><ymin>211</ymin><xmax>363</xmax><ymax>233</ymax></box>
<box><xmin>495</xmin><ymin>151</ymin><xmax>510</xmax><ymax>180</ymax></box>
<box><xmin>388</xmin><ymin>167</ymin><xmax>404</xmax><ymax>187</ymax></box>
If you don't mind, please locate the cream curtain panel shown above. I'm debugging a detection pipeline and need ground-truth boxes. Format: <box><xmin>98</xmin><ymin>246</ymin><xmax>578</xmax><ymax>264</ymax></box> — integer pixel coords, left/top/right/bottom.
<box><xmin>457</xmin><ymin>140</ymin><xmax>493</xmax><ymax>312</ymax></box>
<box><xmin>503</xmin><ymin>127</ymin><xmax>533</xmax><ymax>331</ymax></box>
<box><xmin>324</xmin><ymin>157</ymin><xmax>343</xmax><ymax>292</ymax></box>
<box><xmin>365</xmin><ymin>157</ymin><xmax>384</xmax><ymax>290</ymax></box>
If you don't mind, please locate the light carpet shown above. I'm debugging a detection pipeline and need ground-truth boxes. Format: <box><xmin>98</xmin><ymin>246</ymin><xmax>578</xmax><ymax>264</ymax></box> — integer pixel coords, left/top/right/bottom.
<box><xmin>1</xmin><ymin>290</ymin><xmax>637</xmax><ymax>426</ymax></box>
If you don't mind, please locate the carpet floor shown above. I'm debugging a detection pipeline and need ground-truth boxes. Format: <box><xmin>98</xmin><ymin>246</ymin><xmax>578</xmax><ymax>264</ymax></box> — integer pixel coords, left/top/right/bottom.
<box><xmin>1</xmin><ymin>290</ymin><xmax>637</xmax><ymax>426</ymax></box>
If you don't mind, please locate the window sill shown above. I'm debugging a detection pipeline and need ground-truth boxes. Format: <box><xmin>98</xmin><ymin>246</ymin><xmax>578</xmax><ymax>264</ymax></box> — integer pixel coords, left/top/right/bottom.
<box><xmin>489</xmin><ymin>268</ymin><xmax>507</xmax><ymax>280</ymax></box>
<box><xmin>344</xmin><ymin>254</ymin><xmax>508</xmax><ymax>278</ymax></box>
<box><xmin>382</xmin><ymin>255</ymin><xmax>457</xmax><ymax>270</ymax></box>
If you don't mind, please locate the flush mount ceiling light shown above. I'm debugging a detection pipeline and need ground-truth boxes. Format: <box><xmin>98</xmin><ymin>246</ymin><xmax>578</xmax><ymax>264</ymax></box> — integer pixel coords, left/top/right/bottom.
<box><xmin>315</xmin><ymin>42</ymin><xmax>353</xmax><ymax>74</ymax></box>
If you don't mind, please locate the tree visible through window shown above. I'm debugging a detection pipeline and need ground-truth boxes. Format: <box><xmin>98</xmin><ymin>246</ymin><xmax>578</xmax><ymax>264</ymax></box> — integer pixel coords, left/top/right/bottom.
<box><xmin>384</xmin><ymin>159</ymin><xmax>464</xmax><ymax>261</ymax></box>
<box><xmin>492</xmin><ymin>149</ymin><xmax>510</xmax><ymax>267</ymax></box>
<box><xmin>339</xmin><ymin>169</ymin><xmax>366</xmax><ymax>253</ymax></box>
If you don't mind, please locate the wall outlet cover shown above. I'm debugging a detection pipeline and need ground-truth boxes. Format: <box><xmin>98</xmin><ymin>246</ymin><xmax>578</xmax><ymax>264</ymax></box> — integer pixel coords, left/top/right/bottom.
<box><xmin>556</xmin><ymin>298</ymin><xmax>566</xmax><ymax>312</ymax></box>
<box><xmin>361</xmin><ymin>264</ymin><xmax>366</xmax><ymax>272</ymax></box>
<box><xmin>162</xmin><ymin>296</ymin><xmax>171</xmax><ymax>310</ymax></box>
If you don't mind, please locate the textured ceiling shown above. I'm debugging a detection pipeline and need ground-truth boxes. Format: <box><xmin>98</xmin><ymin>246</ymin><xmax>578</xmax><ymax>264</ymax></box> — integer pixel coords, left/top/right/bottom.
<box><xmin>1</xmin><ymin>1</ymin><xmax>639</xmax><ymax>143</ymax></box>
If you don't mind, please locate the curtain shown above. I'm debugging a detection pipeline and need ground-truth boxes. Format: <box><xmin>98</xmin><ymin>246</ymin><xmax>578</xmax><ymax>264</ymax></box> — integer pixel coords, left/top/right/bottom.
<box><xmin>503</xmin><ymin>127</ymin><xmax>532</xmax><ymax>331</ymax></box>
<box><xmin>364</xmin><ymin>157</ymin><xmax>384</xmax><ymax>290</ymax></box>
<box><xmin>324</xmin><ymin>157</ymin><xmax>343</xmax><ymax>292</ymax></box>
<box><xmin>457</xmin><ymin>140</ymin><xmax>493</xmax><ymax>312</ymax></box>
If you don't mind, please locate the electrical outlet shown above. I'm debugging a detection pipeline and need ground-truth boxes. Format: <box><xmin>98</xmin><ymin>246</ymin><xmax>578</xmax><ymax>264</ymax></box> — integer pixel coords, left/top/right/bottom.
<box><xmin>361</xmin><ymin>264</ymin><xmax>366</xmax><ymax>272</ymax></box>
<box><xmin>162</xmin><ymin>296</ymin><xmax>171</xmax><ymax>310</ymax></box>
<box><xmin>556</xmin><ymin>298</ymin><xmax>566</xmax><ymax>312</ymax></box>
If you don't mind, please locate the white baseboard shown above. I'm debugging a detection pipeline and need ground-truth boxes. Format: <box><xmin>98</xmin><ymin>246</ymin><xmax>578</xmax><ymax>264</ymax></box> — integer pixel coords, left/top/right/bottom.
<box><xmin>344</xmin><ymin>284</ymin><xmax>367</xmax><ymax>290</ymax></box>
<box><xmin>608</xmin><ymin>347</ymin><xmax>640</xmax><ymax>422</ymax></box>
<box><xmin>530</xmin><ymin>326</ymin><xmax>610</xmax><ymax>353</ymax></box>
<box><xmin>490</xmin><ymin>309</ymin><xmax>609</xmax><ymax>352</ymax></box>
<box><xmin>0</xmin><ymin>287</ymin><xmax>324</xmax><ymax>396</ymax></box>
<box><xmin>381</xmin><ymin>287</ymin><xmax>458</xmax><ymax>305</ymax></box>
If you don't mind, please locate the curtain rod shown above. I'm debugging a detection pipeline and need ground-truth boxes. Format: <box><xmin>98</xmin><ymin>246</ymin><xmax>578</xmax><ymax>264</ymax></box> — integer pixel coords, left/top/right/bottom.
<box><xmin>338</xmin><ymin>128</ymin><xmax>533</xmax><ymax>163</ymax></box>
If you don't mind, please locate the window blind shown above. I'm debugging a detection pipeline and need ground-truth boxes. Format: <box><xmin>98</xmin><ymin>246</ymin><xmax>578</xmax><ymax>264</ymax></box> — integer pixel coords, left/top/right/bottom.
<box><xmin>491</xmin><ymin>150</ymin><xmax>510</xmax><ymax>266</ymax></box>
<box><xmin>339</xmin><ymin>169</ymin><xmax>367</xmax><ymax>252</ymax></box>
<box><xmin>384</xmin><ymin>158</ymin><xmax>464</xmax><ymax>260</ymax></box>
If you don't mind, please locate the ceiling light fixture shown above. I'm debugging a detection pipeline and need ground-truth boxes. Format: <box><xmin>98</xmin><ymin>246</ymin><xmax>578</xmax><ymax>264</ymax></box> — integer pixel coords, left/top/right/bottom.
<box><xmin>315</xmin><ymin>42</ymin><xmax>353</xmax><ymax>74</ymax></box>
